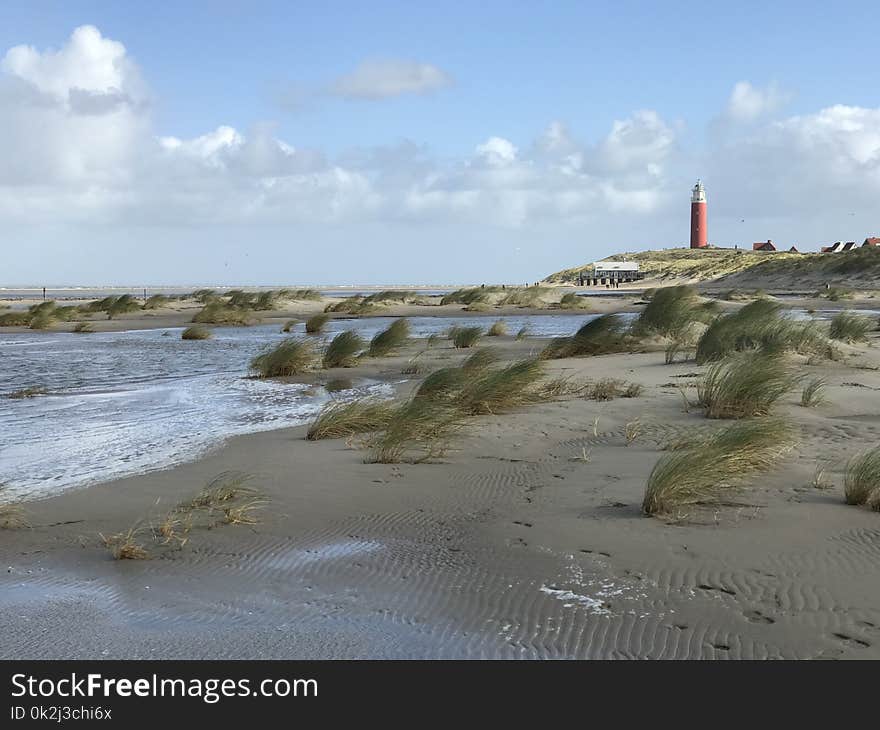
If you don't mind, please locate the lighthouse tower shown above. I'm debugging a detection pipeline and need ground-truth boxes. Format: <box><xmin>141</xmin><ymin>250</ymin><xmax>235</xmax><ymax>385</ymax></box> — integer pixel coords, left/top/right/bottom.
<box><xmin>690</xmin><ymin>179</ymin><xmax>708</xmax><ymax>249</ymax></box>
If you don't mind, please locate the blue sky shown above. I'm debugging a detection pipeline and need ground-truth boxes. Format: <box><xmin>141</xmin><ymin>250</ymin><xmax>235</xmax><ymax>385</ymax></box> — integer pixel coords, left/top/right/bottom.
<box><xmin>2</xmin><ymin>2</ymin><xmax>880</xmax><ymax>285</ymax></box>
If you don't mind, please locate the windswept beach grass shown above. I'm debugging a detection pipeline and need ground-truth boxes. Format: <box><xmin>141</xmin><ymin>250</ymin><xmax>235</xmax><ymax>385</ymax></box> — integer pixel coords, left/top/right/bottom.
<box><xmin>305</xmin><ymin>313</ymin><xmax>330</xmax><ymax>334</ymax></box>
<box><xmin>457</xmin><ymin>359</ymin><xmax>544</xmax><ymax>415</ymax></box>
<box><xmin>633</xmin><ymin>285</ymin><xmax>716</xmax><ymax>338</ymax></box>
<box><xmin>368</xmin><ymin>318</ymin><xmax>410</xmax><ymax>357</ymax></box>
<box><xmin>365</xmin><ymin>398</ymin><xmax>467</xmax><ymax>464</ymax></box>
<box><xmin>829</xmin><ymin>311</ymin><xmax>873</xmax><ymax>342</ymax></box>
<box><xmin>695</xmin><ymin>300</ymin><xmax>828</xmax><ymax>364</ymax></box>
<box><xmin>697</xmin><ymin>350</ymin><xmax>800</xmax><ymax>419</ymax></box>
<box><xmin>323</xmin><ymin>330</ymin><xmax>364</xmax><ymax>368</ymax></box>
<box><xmin>181</xmin><ymin>325</ymin><xmax>212</xmax><ymax>340</ymax></box>
<box><xmin>250</xmin><ymin>338</ymin><xmax>316</xmax><ymax>377</ymax></box>
<box><xmin>450</xmin><ymin>326</ymin><xmax>482</xmax><ymax>348</ymax></box>
<box><xmin>844</xmin><ymin>447</ymin><xmax>880</xmax><ymax>509</ymax></box>
<box><xmin>487</xmin><ymin>320</ymin><xmax>508</xmax><ymax>336</ymax></box>
<box><xmin>642</xmin><ymin>419</ymin><xmax>794</xmax><ymax>516</ymax></box>
<box><xmin>541</xmin><ymin>314</ymin><xmax>630</xmax><ymax>359</ymax></box>
<box><xmin>307</xmin><ymin>398</ymin><xmax>395</xmax><ymax>440</ymax></box>
<box><xmin>192</xmin><ymin>303</ymin><xmax>254</xmax><ymax>325</ymax></box>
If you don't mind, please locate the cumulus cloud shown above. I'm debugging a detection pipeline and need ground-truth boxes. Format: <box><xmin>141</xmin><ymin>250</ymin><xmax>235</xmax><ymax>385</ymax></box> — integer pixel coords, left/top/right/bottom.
<box><xmin>328</xmin><ymin>59</ymin><xmax>452</xmax><ymax>100</ymax></box>
<box><xmin>725</xmin><ymin>81</ymin><xmax>792</xmax><ymax>122</ymax></box>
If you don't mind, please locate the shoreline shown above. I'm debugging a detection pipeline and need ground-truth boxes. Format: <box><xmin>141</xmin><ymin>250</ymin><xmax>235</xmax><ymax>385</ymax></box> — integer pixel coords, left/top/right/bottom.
<box><xmin>3</xmin><ymin>319</ymin><xmax>880</xmax><ymax>658</ymax></box>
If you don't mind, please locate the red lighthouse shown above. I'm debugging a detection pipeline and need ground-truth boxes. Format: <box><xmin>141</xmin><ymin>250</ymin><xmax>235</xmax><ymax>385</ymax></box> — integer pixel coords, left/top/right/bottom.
<box><xmin>690</xmin><ymin>179</ymin><xmax>708</xmax><ymax>249</ymax></box>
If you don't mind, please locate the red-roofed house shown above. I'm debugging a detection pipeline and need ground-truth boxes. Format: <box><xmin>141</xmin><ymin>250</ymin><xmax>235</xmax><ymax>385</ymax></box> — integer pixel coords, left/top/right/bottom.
<box><xmin>752</xmin><ymin>240</ymin><xmax>776</xmax><ymax>251</ymax></box>
<box><xmin>788</xmin><ymin>246</ymin><xmax>800</xmax><ymax>253</ymax></box>
<box><xmin>863</xmin><ymin>237</ymin><xmax>880</xmax><ymax>247</ymax></box>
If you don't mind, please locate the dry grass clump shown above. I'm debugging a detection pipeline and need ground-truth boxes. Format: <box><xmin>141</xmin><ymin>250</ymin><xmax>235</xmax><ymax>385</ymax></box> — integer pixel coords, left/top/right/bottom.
<box><xmin>0</xmin><ymin>487</ymin><xmax>28</xmax><ymax>529</ymax></box>
<box><xmin>633</xmin><ymin>285</ymin><xmax>716</xmax><ymax>338</ymax></box>
<box><xmin>401</xmin><ymin>353</ymin><xmax>425</xmax><ymax>374</ymax></box>
<box><xmin>192</xmin><ymin>302</ymin><xmax>254</xmax><ymax>325</ymax></box>
<box><xmin>642</xmin><ymin>418</ymin><xmax>794</xmax><ymax>516</ymax></box>
<box><xmin>250</xmin><ymin>338</ymin><xmax>316</xmax><ymax>377</ymax></box>
<box><xmin>6</xmin><ymin>386</ymin><xmax>47</xmax><ymax>399</ymax></box>
<box><xmin>624</xmin><ymin>418</ymin><xmax>642</xmax><ymax>446</ymax></box>
<box><xmin>101</xmin><ymin>526</ymin><xmax>151</xmax><ymax>560</ymax></box>
<box><xmin>220</xmin><ymin>498</ymin><xmax>268</xmax><ymax>525</ymax></box>
<box><xmin>697</xmin><ymin>350</ymin><xmax>800</xmax><ymax>419</ymax></box>
<box><xmin>515</xmin><ymin>326</ymin><xmax>530</xmax><ymax>340</ymax></box>
<box><xmin>534</xmin><ymin>375</ymin><xmax>590</xmax><ymax>399</ymax></box>
<box><xmin>365</xmin><ymin>398</ymin><xmax>467</xmax><ymax>464</ymax></box>
<box><xmin>281</xmin><ymin>319</ymin><xmax>298</xmax><ymax>333</ymax></box>
<box><xmin>180</xmin><ymin>472</ymin><xmax>256</xmax><ymax>512</ymax></box>
<box><xmin>181</xmin><ymin>325</ymin><xmax>212</xmax><ymax>340</ymax></box>
<box><xmin>811</xmin><ymin>461</ymin><xmax>834</xmax><ymax>491</ymax></box>
<box><xmin>368</xmin><ymin>318</ymin><xmax>410</xmax><ymax>356</ymax></box>
<box><xmin>828</xmin><ymin>311</ymin><xmax>873</xmax><ymax>343</ymax></box>
<box><xmin>450</xmin><ymin>326</ymin><xmax>482</xmax><ymax>348</ymax></box>
<box><xmin>487</xmin><ymin>320</ymin><xmax>508</xmax><ymax>336</ymax></box>
<box><xmin>151</xmin><ymin>511</ymin><xmax>193</xmax><ymax>549</ymax></box>
<box><xmin>695</xmin><ymin>300</ymin><xmax>827</xmax><ymax>364</ymax></box>
<box><xmin>844</xmin><ymin>447</ymin><xmax>880</xmax><ymax>509</ymax></box>
<box><xmin>585</xmin><ymin>379</ymin><xmax>643</xmax><ymax>400</ymax></box>
<box><xmin>101</xmin><ymin>472</ymin><xmax>266</xmax><ymax>559</ymax></box>
<box><xmin>307</xmin><ymin>398</ymin><xmax>395</xmax><ymax>440</ymax></box>
<box><xmin>305</xmin><ymin>313</ymin><xmax>330</xmax><ymax>333</ymax></box>
<box><xmin>73</xmin><ymin>321</ymin><xmax>95</xmax><ymax>334</ymax></box>
<box><xmin>323</xmin><ymin>330</ymin><xmax>364</xmax><ymax>368</ymax></box>
<box><xmin>541</xmin><ymin>314</ymin><xmax>631</xmax><ymax>359</ymax></box>
<box><xmin>800</xmin><ymin>377</ymin><xmax>826</xmax><ymax>407</ymax></box>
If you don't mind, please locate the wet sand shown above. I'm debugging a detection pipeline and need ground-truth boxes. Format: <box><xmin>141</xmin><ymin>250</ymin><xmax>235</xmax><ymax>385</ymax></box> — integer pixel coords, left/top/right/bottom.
<box><xmin>3</xmin><ymin>322</ymin><xmax>880</xmax><ymax>659</ymax></box>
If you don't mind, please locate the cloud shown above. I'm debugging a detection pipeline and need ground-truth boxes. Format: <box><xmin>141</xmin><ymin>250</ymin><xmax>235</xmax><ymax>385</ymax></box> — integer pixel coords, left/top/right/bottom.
<box><xmin>725</xmin><ymin>81</ymin><xmax>792</xmax><ymax>122</ymax></box>
<box><xmin>473</xmin><ymin>136</ymin><xmax>518</xmax><ymax>167</ymax></box>
<box><xmin>328</xmin><ymin>59</ymin><xmax>452</xmax><ymax>100</ymax></box>
<box><xmin>2</xmin><ymin>27</ymin><xmax>880</xmax><ymax>284</ymax></box>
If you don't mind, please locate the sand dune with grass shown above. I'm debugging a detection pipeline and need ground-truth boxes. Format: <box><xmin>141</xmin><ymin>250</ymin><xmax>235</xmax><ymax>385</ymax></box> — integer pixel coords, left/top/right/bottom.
<box><xmin>3</xmin><ymin>293</ymin><xmax>880</xmax><ymax>659</ymax></box>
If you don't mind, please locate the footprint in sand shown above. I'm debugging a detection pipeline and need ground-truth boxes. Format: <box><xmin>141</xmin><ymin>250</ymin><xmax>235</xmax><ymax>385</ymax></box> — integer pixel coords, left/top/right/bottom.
<box><xmin>697</xmin><ymin>583</ymin><xmax>737</xmax><ymax>596</ymax></box>
<box><xmin>580</xmin><ymin>548</ymin><xmax>611</xmax><ymax>558</ymax></box>
<box><xmin>743</xmin><ymin>609</ymin><xmax>776</xmax><ymax>625</ymax></box>
<box><xmin>832</xmin><ymin>632</ymin><xmax>871</xmax><ymax>649</ymax></box>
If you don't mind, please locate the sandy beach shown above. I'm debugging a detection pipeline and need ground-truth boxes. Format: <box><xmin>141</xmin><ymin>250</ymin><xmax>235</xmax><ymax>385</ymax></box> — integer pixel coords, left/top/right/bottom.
<box><xmin>3</xmin><ymin>291</ymin><xmax>880</xmax><ymax>659</ymax></box>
